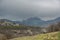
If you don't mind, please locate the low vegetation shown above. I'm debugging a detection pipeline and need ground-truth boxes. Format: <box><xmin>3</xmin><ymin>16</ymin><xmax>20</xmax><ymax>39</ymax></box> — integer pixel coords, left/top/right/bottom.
<box><xmin>0</xmin><ymin>21</ymin><xmax>60</xmax><ymax>40</ymax></box>
<box><xmin>10</xmin><ymin>32</ymin><xmax>59</xmax><ymax>40</ymax></box>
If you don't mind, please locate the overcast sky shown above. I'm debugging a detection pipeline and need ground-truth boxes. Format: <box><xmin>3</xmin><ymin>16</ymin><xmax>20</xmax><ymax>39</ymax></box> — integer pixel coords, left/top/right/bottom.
<box><xmin>0</xmin><ymin>0</ymin><xmax>60</xmax><ymax>21</ymax></box>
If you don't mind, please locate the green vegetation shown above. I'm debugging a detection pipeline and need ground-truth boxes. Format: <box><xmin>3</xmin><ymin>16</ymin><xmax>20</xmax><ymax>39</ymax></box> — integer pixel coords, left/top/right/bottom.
<box><xmin>0</xmin><ymin>25</ymin><xmax>41</xmax><ymax>30</ymax></box>
<box><xmin>58</xmin><ymin>32</ymin><xmax>60</xmax><ymax>40</ymax></box>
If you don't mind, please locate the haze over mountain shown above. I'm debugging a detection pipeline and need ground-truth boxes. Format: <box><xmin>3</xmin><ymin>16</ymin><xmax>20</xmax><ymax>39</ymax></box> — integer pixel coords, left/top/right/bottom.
<box><xmin>22</xmin><ymin>17</ymin><xmax>60</xmax><ymax>27</ymax></box>
<box><xmin>0</xmin><ymin>17</ymin><xmax>60</xmax><ymax>27</ymax></box>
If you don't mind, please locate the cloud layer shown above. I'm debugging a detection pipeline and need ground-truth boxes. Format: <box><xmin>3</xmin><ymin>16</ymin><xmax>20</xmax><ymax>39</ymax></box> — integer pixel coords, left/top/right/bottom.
<box><xmin>0</xmin><ymin>0</ymin><xmax>60</xmax><ymax>21</ymax></box>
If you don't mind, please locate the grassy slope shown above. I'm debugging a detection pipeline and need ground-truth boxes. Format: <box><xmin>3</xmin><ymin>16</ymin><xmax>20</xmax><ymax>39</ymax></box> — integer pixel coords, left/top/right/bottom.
<box><xmin>10</xmin><ymin>32</ymin><xmax>59</xmax><ymax>40</ymax></box>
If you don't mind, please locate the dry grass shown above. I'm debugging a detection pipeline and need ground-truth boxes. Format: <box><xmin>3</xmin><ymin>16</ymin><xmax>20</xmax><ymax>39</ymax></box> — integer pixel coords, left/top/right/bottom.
<box><xmin>0</xmin><ymin>34</ymin><xmax>7</xmax><ymax>40</ymax></box>
<box><xmin>9</xmin><ymin>32</ymin><xmax>59</xmax><ymax>40</ymax></box>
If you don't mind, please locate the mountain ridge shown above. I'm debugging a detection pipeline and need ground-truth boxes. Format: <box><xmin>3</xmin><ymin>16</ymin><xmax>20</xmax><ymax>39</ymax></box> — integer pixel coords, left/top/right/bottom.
<box><xmin>0</xmin><ymin>17</ymin><xmax>60</xmax><ymax>27</ymax></box>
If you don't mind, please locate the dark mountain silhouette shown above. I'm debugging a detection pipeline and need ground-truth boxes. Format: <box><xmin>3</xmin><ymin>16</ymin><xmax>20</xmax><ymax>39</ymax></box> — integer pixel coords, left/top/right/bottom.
<box><xmin>0</xmin><ymin>19</ymin><xmax>12</xmax><ymax>23</ymax></box>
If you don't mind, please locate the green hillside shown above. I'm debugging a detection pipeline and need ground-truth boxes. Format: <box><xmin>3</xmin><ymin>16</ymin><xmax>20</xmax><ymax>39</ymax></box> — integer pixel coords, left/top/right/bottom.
<box><xmin>10</xmin><ymin>32</ymin><xmax>59</xmax><ymax>40</ymax></box>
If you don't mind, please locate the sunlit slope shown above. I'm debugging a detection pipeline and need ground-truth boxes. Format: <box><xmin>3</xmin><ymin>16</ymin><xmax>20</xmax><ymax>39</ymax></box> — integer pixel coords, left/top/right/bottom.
<box><xmin>10</xmin><ymin>32</ymin><xmax>59</xmax><ymax>40</ymax></box>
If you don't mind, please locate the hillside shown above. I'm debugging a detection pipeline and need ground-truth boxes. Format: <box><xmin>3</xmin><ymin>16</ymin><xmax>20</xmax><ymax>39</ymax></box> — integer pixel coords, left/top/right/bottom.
<box><xmin>9</xmin><ymin>32</ymin><xmax>59</xmax><ymax>40</ymax></box>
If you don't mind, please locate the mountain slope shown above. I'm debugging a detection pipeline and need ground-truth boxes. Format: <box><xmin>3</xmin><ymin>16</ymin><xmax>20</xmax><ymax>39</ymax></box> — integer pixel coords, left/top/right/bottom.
<box><xmin>22</xmin><ymin>17</ymin><xmax>60</xmax><ymax>27</ymax></box>
<box><xmin>22</xmin><ymin>17</ymin><xmax>46</xmax><ymax>26</ymax></box>
<box><xmin>46</xmin><ymin>17</ymin><xmax>60</xmax><ymax>24</ymax></box>
<box><xmin>0</xmin><ymin>17</ymin><xmax>60</xmax><ymax>27</ymax></box>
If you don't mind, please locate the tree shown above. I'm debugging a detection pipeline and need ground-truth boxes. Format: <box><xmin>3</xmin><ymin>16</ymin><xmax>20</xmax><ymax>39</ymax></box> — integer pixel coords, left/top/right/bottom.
<box><xmin>47</xmin><ymin>22</ymin><xmax>60</xmax><ymax>32</ymax></box>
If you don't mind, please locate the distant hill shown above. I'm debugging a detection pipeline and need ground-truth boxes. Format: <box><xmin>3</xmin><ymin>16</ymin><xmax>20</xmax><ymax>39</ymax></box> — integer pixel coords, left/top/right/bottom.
<box><xmin>22</xmin><ymin>17</ymin><xmax>45</xmax><ymax>26</ymax></box>
<box><xmin>0</xmin><ymin>17</ymin><xmax>60</xmax><ymax>27</ymax></box>
<box><xmin>22</xmin><ymin>17</ymin><xmax>60</xmax><ymax>27</ymax></box>
<box><xmin>0</xmin><ymin>19</ymin><xmax>12</xmax><ymax>23</ymax></box>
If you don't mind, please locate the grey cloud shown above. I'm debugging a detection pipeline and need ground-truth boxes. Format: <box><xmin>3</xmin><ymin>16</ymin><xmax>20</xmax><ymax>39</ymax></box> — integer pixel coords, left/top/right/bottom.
<box><xmin>0</xmin><ymin>0</ymin><xmax>60</xmax><ymax>21</ymax></box>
